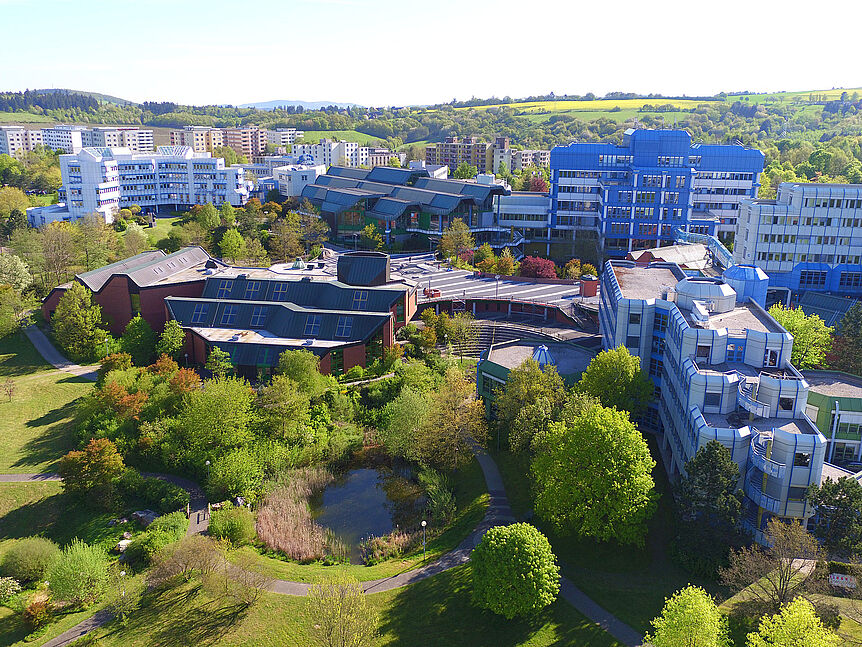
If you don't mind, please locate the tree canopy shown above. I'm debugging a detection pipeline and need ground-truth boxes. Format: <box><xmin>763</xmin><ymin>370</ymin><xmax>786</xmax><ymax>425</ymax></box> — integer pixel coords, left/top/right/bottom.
<box><xmin>577</xmin><ymin>346</ymin><xmax>653</xmax><ymax>416</ymax></box>
<box><xmin>746</xmin><ymin>597</ymin><xmax>840</xmax><ymax>647</ymax></box>
<box><xmin>52</xmin><ymin>282</ymin><xmax>107</xmax><ymax>362</ymax></box>
<box><xmin>768</xmin><ymin>304</ymin><xmax>832</xmax><ymax>369</ymax></box>
<box><xmin>645</xmin><ymin>585</ymin><xmax>729</xmax><ymax>647</ymax></box>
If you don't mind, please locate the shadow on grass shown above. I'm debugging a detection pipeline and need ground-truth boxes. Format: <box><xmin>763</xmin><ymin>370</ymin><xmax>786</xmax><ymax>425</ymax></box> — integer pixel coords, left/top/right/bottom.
<box><xmin>0</xmin><ymin>609</ymin><xmax>27</xmax><ymax>646</ymax></box>
<box><xmin>375</xmin><ymin>565</ymin><xmax>621</xmax><ymax>647</ymax></box>
<box><xmin>13</xmin><ymin>399</ymin><xmax>80</xmax><ymax>470</ymax></box>
<box><xmin>102</xmin><ymin>583</ymin><xmax>248</xmax><ymax>647</ymax></box>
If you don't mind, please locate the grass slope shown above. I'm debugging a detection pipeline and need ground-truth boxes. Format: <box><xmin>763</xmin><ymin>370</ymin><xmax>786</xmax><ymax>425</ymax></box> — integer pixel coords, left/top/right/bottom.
<box><xmin>0</xmin><ymin>331</ymin><xmax>92</xmax><ymax>473</ymax></box>
<box><xmin>296</xmin><ymin>130</ymin><xmax>386</xmax><ymax>146</ymax></box>
<box><xmin>239</xmin><ymin>456</ymin><xmax>488</xmax><ymax>582</ymax></box>
<box><xmin>90</xmin><ymin>565</ymin><xmax>621</xmax><ymax>647</ymax></box>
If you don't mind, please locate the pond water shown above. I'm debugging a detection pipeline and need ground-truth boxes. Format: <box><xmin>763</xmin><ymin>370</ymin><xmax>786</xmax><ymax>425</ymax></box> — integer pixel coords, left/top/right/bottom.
<box><xmin>311</xmin><ymin>465</ymin><xmax>425</xmax><ymax>563</ymax></box>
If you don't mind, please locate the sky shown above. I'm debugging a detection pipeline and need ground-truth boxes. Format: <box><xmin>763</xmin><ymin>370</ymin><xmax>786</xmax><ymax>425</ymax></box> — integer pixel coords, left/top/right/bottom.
<box><xmin>1</xmin><ymin>0</ymin><xmax>860</xmax><ymax>107</ymax></box>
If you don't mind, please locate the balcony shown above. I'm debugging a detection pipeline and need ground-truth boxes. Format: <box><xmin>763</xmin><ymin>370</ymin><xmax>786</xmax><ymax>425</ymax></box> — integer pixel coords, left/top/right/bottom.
<box><xmin>744</xmin><ymin>469</ymin><xmax>782</xmax><ymax>514</ymax></box>
<box><xmin>737</xmin><ymin>380</ymin><xmax>770</xmax><ymax>418</ymax></box>
<box><xmin>748</xmin><ymin>433</ymin><xmax>786</xmax><ymax>479</ymax></box>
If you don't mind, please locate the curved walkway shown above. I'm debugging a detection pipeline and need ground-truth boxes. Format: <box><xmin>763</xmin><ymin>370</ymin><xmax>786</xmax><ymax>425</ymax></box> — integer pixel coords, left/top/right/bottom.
<box><xmin>23</xmin><ymin>326</ymin><xmax>98</xmax><ymax>381</ymax></box>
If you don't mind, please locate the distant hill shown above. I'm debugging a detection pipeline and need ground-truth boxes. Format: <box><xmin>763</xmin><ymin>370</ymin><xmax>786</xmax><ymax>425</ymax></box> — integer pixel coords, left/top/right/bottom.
<box><xmin>33</xmin><ymin>88</ymin><xmax>138</xmax><ymax>106</ymax></box>
<box><xmin>239</xmin><ymin>99</ymin><xmax>359</xmax><ymax>111</ymax></box>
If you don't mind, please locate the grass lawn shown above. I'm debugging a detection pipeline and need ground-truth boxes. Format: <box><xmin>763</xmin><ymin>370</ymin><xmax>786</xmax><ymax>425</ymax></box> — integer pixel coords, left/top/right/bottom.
<box><xmin>295</xmin><ymin>130</ymin><xmax>385</xmax><ymax>146</ymax></box>
<box><xmin>0</xmin><ymin>113</ymin><xmax>56</xmax><ymax>124</ymax></box>
<box><xmin>146</xmin><ymin>216</ymin><xmax>182</xmax><ymax>246</ymax></box>
<box><xmin>493</xmin><ymin>436</ymin><xmax>720</xmax><ymax>635</ymax></box>
<box><xmin>236</xmin><ymin>457</ymin><xmax>488</xmax><ymax>583</ymax></box>
<box><xmin>90</xmin><ymin>564</ymin><xmax>621</xmax><ymax>647</ymax></box>
<box><xmin>0</xmin><ymin>331</ymin><xmax>93</xmax><ymax>473</ymax></box>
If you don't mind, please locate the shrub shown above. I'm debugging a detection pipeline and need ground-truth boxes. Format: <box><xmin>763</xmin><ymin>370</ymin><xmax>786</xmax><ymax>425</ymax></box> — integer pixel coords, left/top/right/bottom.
<box><xmin>22</xmin><ymin>600</ymin><xmax>51</xmax><ymax>631</ymax></box>
<box><xmin>0</xmin><ymin>576</ymin><xmax>21</xmax><ymax>602</ymax></box>
<box><xmin>116</xmin><ymin>470</ymin><xmax>189</xmax><ymax>513</ymax></box>
<box><xmin>2</xmin><ymin>537</ymin><xmax>60</xmax><ymax>583</ymax></box>
<box><xmin>471</xmin><ymin>523</ymin><xmax>560</xmax><ymax>619</ymax></box>
<box><xmin>343</xmin><ymin>365</ymin><xmax>365</xmax><ymax>381</ymax></box>
<box><xmin>205</xmin><ymin>448</ymin><xmax>265</xmax><ymax>504</ymax></box>
<box><xmin>418</xmin><ymin>467</ymin><xmax>455</xmax><ymax>523</ymax></box>
<box><xmin>359</xmin><ymin>530</ymin><xmax>420</xmax><ymax>566</ymax></box>
<box><xmin>209</xmin><ymin>506</ymin><xmax>256</xmax><ymax>547</ymax></box>
<box><xmin>125</xmin><ymin>511</ymin><xmax>188</xmax><ymax>566</ymax></box>
<box><xmin>518</xmin><ymin>256</ymin><xmax>557</xmax><ymax>279</ymax></box>
<box><xmin>47</xmin><ymin>540</ymin><xmax>109</xmax><ymax>607</ymax></box>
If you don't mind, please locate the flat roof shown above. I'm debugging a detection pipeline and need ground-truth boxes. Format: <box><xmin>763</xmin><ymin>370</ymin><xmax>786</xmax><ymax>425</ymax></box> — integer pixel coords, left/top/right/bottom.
<box><xmin>486</xmin><ymin>341</ymin><xmax>595</xmax><ymax>376</ymax></box>
<box><xmin>703</xmin><ymin>411</ymin><xmax>819</xmax><ymax>435</ymax></box>
<box><xmin>803</xmin><ymin>371</ymin><xmax>862</xmax><ymax>400</ymax></box>
<box><xmin>190</xmin><ymin>327</ymin><xmax>346</xmax><ymax>349</ymax></box>
<box><xmin>698</xmin><ymin>303</ymin><xmax>777</xmax><ymax>334</ymax></box>
<box><xmin>821</xmin><ymin>462</ymin><xmax>856</xmax><ymax>485</ymax></box>
<box><xmin>613</xmin><ymin>265</ymin><xmax>680</xmax><ymax>300</ymax></box>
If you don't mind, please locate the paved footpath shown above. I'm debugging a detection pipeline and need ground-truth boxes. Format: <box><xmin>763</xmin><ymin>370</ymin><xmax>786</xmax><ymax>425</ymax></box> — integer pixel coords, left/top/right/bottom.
<box><xmin>24</xmin><ymin>326</ymin><xmax>98</xmax><ymax>381</ymax></box>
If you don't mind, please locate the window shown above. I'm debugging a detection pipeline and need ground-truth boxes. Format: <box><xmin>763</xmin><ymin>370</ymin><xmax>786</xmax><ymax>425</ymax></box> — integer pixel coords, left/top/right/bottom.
<box><xmin>330</xmin><ymin>348</ymin><xmax>344</xmax><ymax>376</ymax></box>
<box><xmin>221</xmin><ymin>304</ymin><xmax>238</xmax><ymax>325</ymax></box>
<box><xmin>779</xmin><ymin>397</ymin><xmax>794</xmax><ymax>411</ymax></box>
<box><xmin>250</xmin><ymin>306</ymin><xmax>266</xmax><ymax>328</ymax></box>
<box><xmin>727</xmin><ymin>341</ymin><xmax>745</xmax><ymax>363</ymax></box>
<box><xmin>256</xmin><ymin>346</ymin><xmax>273</xmax><ymax>366</ymax></box>
<box><xmin>244</xmin><ymin>281</ymin><xmax>262</xmax><ymax>299</ymax></box>
<box><xmin>839</xmin><ymin>272</ymin><xmax>862</xmax><ymax>289</ymax></box>
<box><xmin>130</xmin><ymin>293</ymin><xmax>140</xmax><ymax>314</ymax></box>
<box><xmin>304</xmin><ymin>314</ymin><xmax>322</xmax><ymax>336</ymax></box>
<box><xmin>793</xmin><ymin>452</ymin><xmax>811</xmax><ymax>467</ymax></box>
<box><xmin>629</xmin><ymin>312</ymin><xmax>641</xmax><ymax>325</ymax></box>
<box><xmin>352</xmin><ymin>290</ymin><xmax>369</xmax><ymax>310</ymax></box>
<box><xmin>191</xmin><ymin>303</ymin><xmax>209</xmax><ymax>324</ymax></box>
<box><xmin>216</xmin><ymin>280</ymin><xmax>232</xmax><ymax>299</ymax></box>
<box><xmin>788</xmin><ymin>487</ymin><xmax>807</xmax><ymax>501</ymax></box>
<box><xmin>654</xmin><ymin>311</ymin><xmax>668</xmax><ymax>332</ymax></box>
<box><xmin>704</xmin><ymin>392</ymin><xmax>721</xmax><ymax>408</ymax></box>
<box><xmin>799</xmin><ymin>270</ymin><xmax>827</xmax><ymax>288</ymax></box>
<box><xmin>764</xmin><ymin>349</ymin><xmax>779</xmax><ymax>367</ymax></box>
<box><xmin>626</xmin><ymin>335</ymin><xmax>639</xmax><ymax>348</ymax></box>
<box><xmin>649</xmin><ymin>358</ymin><xmax>663</xmax><ymax>376</ymax></box>
<box><xmin>651</xmin><ymin>336</ymin><xmax>665</xmax><ymax>354</ymax></box>
<box><xmin>335</xmin><ymin>316</ymin><xmax>353</xmax><ymax>338</ymax></box>
<box><xmin>696</xmin><ymin>345</ymin><xmax>710</xmax><ymax>359</ymax></box>
<box><xmin>395</xmin><ymin>302</ymin><xmax>405</xmax><ymax>323</ymax></box>
<box><xmin>272</xmin><ymin>283</ymin><xmax>289</xmax><ymax>301</ymax></box>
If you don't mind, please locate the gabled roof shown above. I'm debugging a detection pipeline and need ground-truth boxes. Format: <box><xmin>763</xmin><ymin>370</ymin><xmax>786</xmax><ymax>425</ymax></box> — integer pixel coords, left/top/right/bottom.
<box><xmin>76</xmin><ymin>247</ymin><xmax>213</xmax><ymax>292</ymax></box>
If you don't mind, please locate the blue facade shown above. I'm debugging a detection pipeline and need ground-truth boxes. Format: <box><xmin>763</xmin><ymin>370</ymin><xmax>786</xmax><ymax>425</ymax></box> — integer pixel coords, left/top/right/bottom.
<box><xmin>550</xmin><ymin>129</ymin><xmax>764</xmax><ymax>257</ymax></box>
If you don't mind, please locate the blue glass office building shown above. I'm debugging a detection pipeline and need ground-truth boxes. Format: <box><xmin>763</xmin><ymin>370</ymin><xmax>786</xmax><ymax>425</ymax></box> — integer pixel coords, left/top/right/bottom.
<box><xmin>550</xmin><ymin>129</ymin><xmax>764</xmax><ymax>257</ymax></box>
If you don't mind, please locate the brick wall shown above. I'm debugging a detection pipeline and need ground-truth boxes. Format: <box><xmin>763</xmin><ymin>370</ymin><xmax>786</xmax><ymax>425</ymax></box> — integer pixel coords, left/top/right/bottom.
<box><xmin>95</xmin><ymin>276</ymin><xmax>134</xmax><ymax>336</ymax></box>
<box><xmin>141</xmin><ymin>280</ymin><xmax>205</xmax><ymax>332</ymax></box>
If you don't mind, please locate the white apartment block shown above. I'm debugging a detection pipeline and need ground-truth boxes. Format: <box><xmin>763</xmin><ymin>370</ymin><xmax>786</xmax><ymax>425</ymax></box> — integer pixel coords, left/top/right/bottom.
<box><xmin>83</xmin><ymin>127</ymin><xmax>154</xmax><ymax>153</ymax></box>
<box><xmin>169</xmin><ymin>126</ymin><xmax>224</xmax><ymax>153</ymax></box>
<box><xmin>29</xmin><ymin>146</ymin><xmax>248</xmax><ymax>226</ymax></box>
<box><xmin>0</xmin><ymin>126</ymin><xmax>43</xmax><ymax>157</ymax></box>
<box><xmin>493</xmin><ymin>148</ymin><xmax>551</xmax><ymax>174</ymax></box>
<box><xmin>273</xmin><ymin>164</ymin><xmax>326</xmax><ymax>197</ymax></box>
<box><xmin>292</xmin><ymin>139</ymin><xmax>366</xmax><ymax>168</ymax></box>
<box><xmin>41</xmin><ymin>125</ymin><xmax>88</xmax><ymax>153</ymax></box>
<box><xmin>734</xmin><ymin>182</ymin><xmax>862</xmax><ymax>295</ymax></box>
<box><xmin>266</xmin><ymin>128</ymin><xmax>304</xmax><ymax>147</ymax></box>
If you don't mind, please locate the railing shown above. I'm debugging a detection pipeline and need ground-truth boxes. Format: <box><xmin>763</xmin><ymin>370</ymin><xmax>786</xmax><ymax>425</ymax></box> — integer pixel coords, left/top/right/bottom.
<box><xmin>744</xmin><ymin>469</ymin><xmax>782</xmax><ymax>515</ymax></box>
<box><xmin>737</xmin><ymin>380</ymin><xmax>770</xmax><ymax>418</ymax></box>
<box><xmin>748</xmin><ymin>432</ymin><xmax>786</xmax><ymax>479</ymax></box>
<box><xmin>672</xmin><ymin>227</ymin><xmax>734</xmax><ymax>269</ymax></box>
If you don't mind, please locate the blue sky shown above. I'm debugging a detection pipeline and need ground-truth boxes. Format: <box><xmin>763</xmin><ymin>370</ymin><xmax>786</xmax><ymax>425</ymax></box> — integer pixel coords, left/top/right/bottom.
<box><xmin>1</xmin><ymin>0</ymin><xmax>860</xmax><ymax>106</ymax></box>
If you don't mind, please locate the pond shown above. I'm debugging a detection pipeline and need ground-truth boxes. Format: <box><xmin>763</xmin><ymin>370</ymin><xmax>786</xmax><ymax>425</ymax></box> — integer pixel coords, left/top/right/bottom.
<box><xmin>311</xmin><ymin>464</ymin><xmax>426</xmax><ymax>563</ymax></box>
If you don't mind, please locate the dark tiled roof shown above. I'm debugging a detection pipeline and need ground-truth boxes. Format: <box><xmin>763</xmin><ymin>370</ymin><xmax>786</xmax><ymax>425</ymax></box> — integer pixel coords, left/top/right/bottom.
<box><xmin>336</xmin><ymin>252</ymin><xmax>390</xmax><ymax>286</ymax></box>
<box><xmin>76</xmin><ymin>247</ymin><xmax>212</xmax><ymax>292</ymax></box>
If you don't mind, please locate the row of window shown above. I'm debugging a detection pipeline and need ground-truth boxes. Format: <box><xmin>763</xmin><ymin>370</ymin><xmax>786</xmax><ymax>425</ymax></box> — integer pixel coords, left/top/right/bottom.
<box><xmin>803</xmin><ymin>197</ymin><xmax>862</xmax><ymax>209</ymax></box>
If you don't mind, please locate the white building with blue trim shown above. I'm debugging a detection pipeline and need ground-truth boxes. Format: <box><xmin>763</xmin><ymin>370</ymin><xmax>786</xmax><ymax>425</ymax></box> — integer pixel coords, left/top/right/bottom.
<box><xmin>599</xmin><ymin>259</ymin><xmax>828</xmax><ymax>542</ymax></box>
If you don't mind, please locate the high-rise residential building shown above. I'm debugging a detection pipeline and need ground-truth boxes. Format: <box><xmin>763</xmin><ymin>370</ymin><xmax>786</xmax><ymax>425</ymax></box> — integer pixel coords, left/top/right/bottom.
<box><xmin>0</xmin><ymin>126</ymin><xmax>43</xmax><ymax>157</ymax></box>
<box><xmin>84</xmin><ymin>127</ymin><xmax>154</xmax><ymax>153</ymax></box>
<box><xmin>550</xmin><ymin>129</ymin><xmax>764</xmax><ymax>258</ymax></box>
<box><xmin>733</xmin><ymin>182</ymin><xmax>862</xmax><ymax>295</ymax></box>
<box><xmin>224</xmin><ymin>126</ymin><xmax>267</xmax><ymax>159</ymax></box>
<box><xmin>266</xmin><ymin>128</ymin><xmax>303</xmax><ymax>148</ymax></box>
<box><xmin>493</xmin><ymin>148</ymin><xmax>551</xmax><ymax>173</ymax></box>
<box><xmin>29</xmin><ymin>145</ymin><xmax>248</xmax><ymax>226</ymax></box>
<box><xmin>292</xmin><ymin>139</ymin><xmax>365</xmax><ymax>167</ymax></box>
<box><xmin>425</xmin><ymin>136</ymin><xmax>499</xmax><ymax>174</ymax></box>
<box><xmin>41</xmin><ymin>125</ymin><xmax>89</xmax><ymax>153</ymax></box>
<box><xmin>169</xmin><ymin>126</ymin><xmax>224</xmax><ymax>153</ymax></box>
<box><xmin>600</xmin><ymin>259</ymin><xmax>828</xmax><ymax>543</ymax></box>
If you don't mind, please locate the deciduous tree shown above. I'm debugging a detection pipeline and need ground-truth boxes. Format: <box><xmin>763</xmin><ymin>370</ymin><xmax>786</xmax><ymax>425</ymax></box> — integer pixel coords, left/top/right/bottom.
<box><xmin>645</xmin><ymin>585</ymin><xmax>729</xmax><ymax>647</ymax></box>
<box><xmin>219</xmin><ymin>228</ymin><xmax>246</xmax><ymax>264</ymax></box>
<box><xmin>46</xmin><ymin>539</ymin><xmax>109</xmax><ymax>607</ymax></box>
<box><xmin>421</xmin><ymin>367</ymin><xmax>486</xmax><ymax>470</ymax></box>
<box><xmin>453</xmin><ymin>162</ymin><xmax>478</xmax><ymax>179</ymax></box>
<box><xmin>205</xmin><ymin>347</ymin><xmax>233</xmax><ymax>378</ymax></box>
<box><xmin>746</xmin><ymin>597</ymin><xmax>840</xmax><ymax>647</ymax></box>
<box><xmin>359</xmin><ymin>223</ymin><xmax>383</xmax><ymax>250</ymax></box>
<box><xmin>258</xmin><ymin>375</ymin><xmax>310</xmax><ymax>440</ymax></box>
<box><xmin>532</xmin><ymin>404</ymin><xmax>657</xmax><ymax>545</ymax></box>
<box><xmin>471</xmin><ymin>523</ymin><xmax>560</xmax><ymax>619</ymax></box>
<box><xmin>806</xmin><ymin>476</ymin><xmax>862</xmax><ymax>558</ymax></box>
<box><xmin>307</xmin><ymin>575</ymin><xmax>378</xmax><ymax>647</ymax></box>
<box><xmin>438</xmin><ymin>218</ymin><xmax>474</xmax><ymax>259</ymax></box>
<box><xmin>577</xmin><ymin>346</ymin><xmax>653</xmax><ymax>416</ymax></box>
<box><xmin>156</xmin><ymin>319</ymin><xmax>186</xmax><ymax>360</ymax></box>
<box><xmin>120</xmin><ymin>314</ymin><xmax>156</xmax><ymax>366</ymax></box>
<box><xmin>52</xmin><ymin>282</ymin><xmax>107</xmax><ymax>362</ymax></box>
<box><xmin>768</xmin><ymin>304</ymin><xmax>832</xmax><ymax>369</ymax></box>
<box><xmin>0</xmin><ymin>253</ymin><xmax>32</xmax><ymax>290</ymax></box>
<box><xmin>58</xmin><ymin>438</ymin><xmax>126</xmax><ymax>503</ymax></box>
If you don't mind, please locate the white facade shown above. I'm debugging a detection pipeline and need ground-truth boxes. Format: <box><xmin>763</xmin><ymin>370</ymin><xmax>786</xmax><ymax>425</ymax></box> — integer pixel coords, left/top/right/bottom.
<box><xmin>734</xmin><ymin>182</ymin><xmax>862</xmax><ymax>294</ymax></box>
<box><xmin>292</xmin><ymin>139</ymin><xmax>367</xmax><ymax>168</ymax></box>
<box><xmin>273</xmin><ymin>164</ymin><xmax>326</xmax><ymax>197</ymax></box>
<box><xmin>266</xmin><ymin>128</ymin><xmax>303</xmax><ymax>147</ymax></box>
<box><xmin>37</xmin><ymin>145</ymin><xmax>248</xmax><ymax>224</ymax></box>
<box><xmin>493</xmin><ymin>148</ymin><xmax>551</xmax><ymax>173</ymax></box>
<box><xmin>407</xmin><ymin>160</ymin><xmax>449</xmax><ymax>179</ymax></box>
<box><xmin>41</xmin><ymin>125</ymin><xmax>88</xmax><ymax>153</ymax></box>
<box><xmin>83</xmin><ymin>127</ymin><xmax>154</xmax><ymax>153</ymax></box>
<box><xmin>0</xmin><ymin>126</ymin><xmax>43</xmax><ymax>157</ymax></box>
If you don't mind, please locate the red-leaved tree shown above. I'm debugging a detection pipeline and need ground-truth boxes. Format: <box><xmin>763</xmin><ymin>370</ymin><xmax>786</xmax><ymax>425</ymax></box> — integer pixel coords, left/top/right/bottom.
<box><xmin>519</xmin><ymin>256</ymin><xmax>557</xmax><ymax>279</ymax></box>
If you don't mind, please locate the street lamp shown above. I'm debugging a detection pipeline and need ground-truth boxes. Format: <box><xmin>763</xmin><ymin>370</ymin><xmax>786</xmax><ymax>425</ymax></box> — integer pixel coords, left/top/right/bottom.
<box><xmin>495</xmin><ymin>274</ymin><xmax>501</xmax><ymax>299</ymax></box>
<box><xmin>421</xmin><ymin>520</ymin><xmax>427</xmax><ymax>561</ymax></box>
<box><xmin>184</xmin><ymin>352</ymin><xmax>188</xmax><ymax>368</ymax></box>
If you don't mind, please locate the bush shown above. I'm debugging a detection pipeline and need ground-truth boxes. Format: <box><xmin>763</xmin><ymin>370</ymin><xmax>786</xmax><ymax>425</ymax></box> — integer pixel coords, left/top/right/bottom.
<box><xmin>471</xmin><ymin>523</ymin><xmax>560</xmax><ymax>619</ymax></box>
<box><xmin>2</xmin><ymin>537</ymin><xmax>60</xmax><ymax>583</ymax></box>
<box><xmin>206</xmin><ymin>448</ymin><xmax>265</xmax><ymax>504</ymax></box>
<box><xmin>343</xmin><ymin>365</ymin><xmax>365</xmax><ymax>381</ymax></box>
<box><xmin>22</xmin><ymin>600</ymin><xmax>51</xmax><ymax>631</ymax></box>
<box><xmin>209</xmin><ymin>506</ymin><xmax>256</xmax><ymax>547</ymax></box>
<box><xmin>0</xmin><ymin>576</ymin><xmax>21</xmax><ymax>602</ymax></box>
<box><xmin>418</xmin><ymin>467</ymin><xmax>456</xmax><ymax>523</ymax></box>
<box><xmin>47</xmin><ymin>539</ymin><xmax>109</xmax><ymax>607</ymax></box>
<box><xmin>116</xmin><ymin>470</ymin><xmax>190</xmax><ymax>513</ymax></box>
<box><xmin>125</xmin><ymin>511</ymin><xmax>188</xmax><ymax>566</ymax></box>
